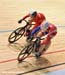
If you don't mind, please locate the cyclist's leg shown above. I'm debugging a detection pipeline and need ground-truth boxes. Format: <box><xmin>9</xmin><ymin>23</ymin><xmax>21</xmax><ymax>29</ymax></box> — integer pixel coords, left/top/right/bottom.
<box><xmin>27</xmin><ymin>26</ymin><xmax>41</xmax><ymax>41</ymax></box>
<box><xmin>30</xmin><ymin>24</ymin><xmax>40</xmax><ymax>32</ymax></box>
<box><xmin>34</xmin><ymin>32</ymin><xmax>43</xmax><ymax>58</ymax></box>
<box><xmin>31</xmin><ymin>26</ymin><xmax>41</xmax><ymax>36</ymax></box>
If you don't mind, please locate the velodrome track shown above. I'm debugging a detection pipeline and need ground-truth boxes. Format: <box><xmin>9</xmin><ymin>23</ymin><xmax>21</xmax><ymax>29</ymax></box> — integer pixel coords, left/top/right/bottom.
<box><xmin>0</xmin><ymin>0</ymin><xmax>65</xmax><ymax>75</ymax></box>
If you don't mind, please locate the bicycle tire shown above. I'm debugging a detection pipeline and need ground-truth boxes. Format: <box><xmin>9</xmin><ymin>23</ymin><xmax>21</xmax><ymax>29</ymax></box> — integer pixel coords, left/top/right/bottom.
<box><xmin>17</xmin><ymin>44</ymin><xmax>33</xmax><ymax>62</ymax></box>
<box><xmin>8</xmin><ymin>27</ymin><xmax>25</xmax><ymax>43</ymax></box>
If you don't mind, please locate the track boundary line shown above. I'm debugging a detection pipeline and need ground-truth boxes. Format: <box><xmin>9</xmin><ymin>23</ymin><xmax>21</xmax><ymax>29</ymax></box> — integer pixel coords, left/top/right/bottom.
<box><xmin>0</xmin><ymin>49</ymin><xmax>65</xmax><ymax>64</ymax></box>
<box><xmin>0</xmin><ymin>25</ymin><xmax>65</xmax><ymax>33</ymax></box>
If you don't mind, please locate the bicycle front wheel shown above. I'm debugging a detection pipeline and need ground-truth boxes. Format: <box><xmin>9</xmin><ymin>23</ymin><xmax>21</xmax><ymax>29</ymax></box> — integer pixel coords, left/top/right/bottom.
<box><xmin>8</xmin><ymin>27</ymin><xmax>25</xmax><ymax>43</ymax></box>
<box><xmin>17</xmin><ymin>44</ymin><xmax>33</xmax><ymax>62</ymax></box>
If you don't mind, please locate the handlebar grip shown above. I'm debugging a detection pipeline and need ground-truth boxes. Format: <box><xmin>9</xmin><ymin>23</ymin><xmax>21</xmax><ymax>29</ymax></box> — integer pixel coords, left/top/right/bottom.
<box><xmin>18</xmin><ymin>19</ymin><xmax>23</xmax><ymax>23</ymax></box>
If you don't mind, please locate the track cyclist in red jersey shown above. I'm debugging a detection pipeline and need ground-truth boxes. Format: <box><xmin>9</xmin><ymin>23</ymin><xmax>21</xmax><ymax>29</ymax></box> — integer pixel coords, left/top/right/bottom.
<box><xmin>18</xmin><ymin>10</ymin><xmax>46</xmax><ymax>36</ymax></box>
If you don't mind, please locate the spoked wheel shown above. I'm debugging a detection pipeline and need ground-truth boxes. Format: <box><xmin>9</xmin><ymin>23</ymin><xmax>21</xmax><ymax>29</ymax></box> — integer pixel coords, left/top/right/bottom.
<box><xmin>18</xmin><ymin>44</ymin><xmax>33</xmax><ymax>62</ymax></box>
<box><xmin>8</xmin><ymin>27</ymin><xmax>25</xmax><ymax>43</ymax></box>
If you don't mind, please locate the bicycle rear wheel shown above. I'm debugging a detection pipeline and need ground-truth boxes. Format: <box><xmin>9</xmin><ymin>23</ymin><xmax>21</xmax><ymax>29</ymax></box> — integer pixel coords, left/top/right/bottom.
<box><xmin>17</xmin><ymin>44</ymin><xmax>33</xmax><ymax>62</ymax></box>
<box><xmin>8</xmin><ymin>27</ymin><xmax>25</xmax><ymax>43</ymax></box>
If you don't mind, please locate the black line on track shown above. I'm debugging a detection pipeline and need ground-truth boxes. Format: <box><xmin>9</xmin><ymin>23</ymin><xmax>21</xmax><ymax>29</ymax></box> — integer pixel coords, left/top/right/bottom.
<box><xmin>17</xmin><ymin>62</ymin><xmax>65</xmax><ymax>75</ymax></box>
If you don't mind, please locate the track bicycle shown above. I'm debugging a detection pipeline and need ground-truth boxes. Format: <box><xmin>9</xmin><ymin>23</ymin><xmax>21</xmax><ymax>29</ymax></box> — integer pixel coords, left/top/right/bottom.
<box><xmin>17</xmin><ymin>37</ymin><xmax>47</xmax><ymax>62</ymax></box>
<box><xmin>8</xmin><ymin>20</ymin><xmax>34</xmax><ymax>43</ymax></box>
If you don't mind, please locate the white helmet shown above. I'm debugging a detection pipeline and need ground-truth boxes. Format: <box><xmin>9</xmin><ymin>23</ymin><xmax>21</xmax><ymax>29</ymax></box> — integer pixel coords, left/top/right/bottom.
<box><xmin>41</xmin><ymin>21</ymin><xmax>49</xmax><ymax>31</ymax></box>
<box><xmin>29</xmin><ymin>10</ymin><xmax>37</xmax><ymax>17</ymax></box>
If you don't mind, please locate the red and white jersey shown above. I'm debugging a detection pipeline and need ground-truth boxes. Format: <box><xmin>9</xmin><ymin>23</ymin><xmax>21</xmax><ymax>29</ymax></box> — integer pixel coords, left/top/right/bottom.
<box><xmin>22</xmin><ymin>13</ymin><xmax>46</xmax><ymax>26</ymax></box>
<box><xmin>49</xmin><ymin>23</ymin><xmax>57</xmax><ymax>33</ymax></box>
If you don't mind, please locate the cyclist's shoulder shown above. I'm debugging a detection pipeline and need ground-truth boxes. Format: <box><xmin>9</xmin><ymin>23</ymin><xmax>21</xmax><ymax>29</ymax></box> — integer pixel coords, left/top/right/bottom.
<box><xmin>38</xmin><ymin>13</ymin><xmax>45</xmax><ymax>16</ymax></box>
<box><xmin>37</xmin><ymin>13</ymin><xmax>46</xmax><ymax>19</ymax></box>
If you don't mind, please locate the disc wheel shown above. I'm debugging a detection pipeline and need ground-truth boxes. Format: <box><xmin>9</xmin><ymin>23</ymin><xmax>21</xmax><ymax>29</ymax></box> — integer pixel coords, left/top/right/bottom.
<box><xmin>18</xmin><ymin>44</ymin><xmax>33</xmax><ymax>62</ymax></box>
<box><xmin>8</xmin><ymin>27</ymin><xmax>25</xmax><ymax>43</ymax></box>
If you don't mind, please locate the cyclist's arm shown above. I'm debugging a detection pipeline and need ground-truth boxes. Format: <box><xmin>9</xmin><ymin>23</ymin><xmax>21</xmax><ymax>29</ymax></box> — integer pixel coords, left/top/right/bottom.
<box><xmin>22</xmin><ymin>14</ymin><xmax>30</xmax><ymax>20</ymax></box>
<box><xmin>18</xmin><ymin>14</ymin><xmax>30</xmax><ymax>23</ymax></box>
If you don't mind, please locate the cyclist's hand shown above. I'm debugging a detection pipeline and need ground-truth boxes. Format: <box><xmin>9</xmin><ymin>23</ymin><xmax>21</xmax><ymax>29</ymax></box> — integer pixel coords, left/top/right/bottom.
<box><xmin>18</xmin><ymin>19</ymin><xmax>23</xmax><ymax>24</ymax></box>
<box><xmin>27</xmin><ymin>21</ymin><xmax>30</xmax><ymax>25</ymax></box>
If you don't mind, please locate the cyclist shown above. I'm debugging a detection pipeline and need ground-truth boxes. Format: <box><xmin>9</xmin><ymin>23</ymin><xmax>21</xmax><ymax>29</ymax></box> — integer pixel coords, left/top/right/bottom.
<box><xmin>29</xmin><ymin>20</ymin><xmax>57</xmax><ymax>58</ymax></box>
<box><xmin>18</xmin><ymin>10</ymin><xmax>46</xmax><ymax>36</ymax></box>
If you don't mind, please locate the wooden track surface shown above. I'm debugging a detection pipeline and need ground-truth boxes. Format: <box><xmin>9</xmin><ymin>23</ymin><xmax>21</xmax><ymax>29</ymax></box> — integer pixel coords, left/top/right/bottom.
<box><xmin>0</xmin><ymin>0</ymin><xmax>65</xmax><ymax>75</ymax></box>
